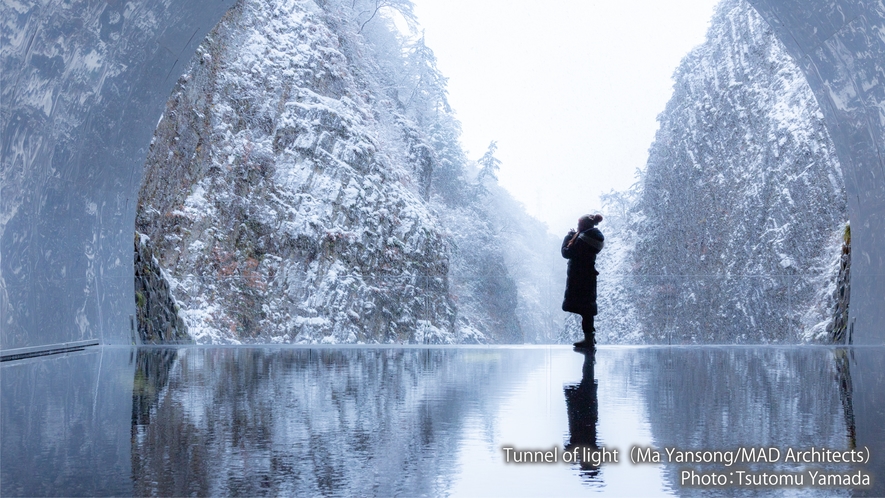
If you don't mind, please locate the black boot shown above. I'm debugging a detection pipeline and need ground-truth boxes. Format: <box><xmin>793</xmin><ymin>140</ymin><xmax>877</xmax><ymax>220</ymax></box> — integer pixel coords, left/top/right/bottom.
<box><xmin>574</xmin><ymin>315</ymin><xmax>596</xmax><ymax>349</ymax></box>
<box><xmin>573</xmin><ymin>334</ymin><xmax>595</xmax><ymax>350</ymax></box>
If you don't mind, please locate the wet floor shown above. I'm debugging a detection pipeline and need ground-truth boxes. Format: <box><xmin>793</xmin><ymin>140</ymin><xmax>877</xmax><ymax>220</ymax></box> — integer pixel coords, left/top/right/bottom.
<box><xmin>2</xmin><ymin>345</ymin><xmax>882</xmax><ymax>496</ymax></box>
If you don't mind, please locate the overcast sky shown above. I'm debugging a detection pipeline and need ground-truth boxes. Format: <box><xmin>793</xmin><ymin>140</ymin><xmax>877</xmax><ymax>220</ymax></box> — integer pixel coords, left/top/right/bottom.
<box><xmin>409</xmin><ymin>0</ymin><xmax>721</xmax><ymax>234</ymax></box>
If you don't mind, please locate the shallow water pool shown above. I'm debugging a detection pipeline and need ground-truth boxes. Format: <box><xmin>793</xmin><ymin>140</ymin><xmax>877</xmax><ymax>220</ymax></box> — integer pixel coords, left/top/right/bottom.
<box><xmin>2</xmin><ymin>345</ymin><xmax>882</xmax><ymax>496</ymax></box>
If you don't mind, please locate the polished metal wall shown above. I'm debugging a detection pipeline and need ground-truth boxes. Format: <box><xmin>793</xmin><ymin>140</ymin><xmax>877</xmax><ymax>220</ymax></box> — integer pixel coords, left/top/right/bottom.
<box><xmin>1</xmin><ymin>0</ymin><xmax>882</xmax><ymax>350</ymax></box>
<box><xmin>1</xmin><ymin>0</ymin><xmax>236</xmax><ymax>351</ymax></box>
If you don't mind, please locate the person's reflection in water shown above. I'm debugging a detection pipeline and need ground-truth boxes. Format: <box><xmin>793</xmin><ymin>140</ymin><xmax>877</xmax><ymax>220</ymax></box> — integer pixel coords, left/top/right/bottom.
<box><xmin>564</xmin><ymin>349</ymin><xmax>601</xmax><ymax>482</ymax></box>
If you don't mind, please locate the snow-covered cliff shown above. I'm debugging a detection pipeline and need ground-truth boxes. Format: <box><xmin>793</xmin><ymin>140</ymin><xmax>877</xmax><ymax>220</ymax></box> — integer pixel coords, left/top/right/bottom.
<box><xmin>136</xmin><ymin>0</ymin><xmax>560</xmax><ymax>344</ymax></box>
<box><xmin>587</xmin><ymin>0</ymin><xmax>847</xmax><ymax>344</ymax></box>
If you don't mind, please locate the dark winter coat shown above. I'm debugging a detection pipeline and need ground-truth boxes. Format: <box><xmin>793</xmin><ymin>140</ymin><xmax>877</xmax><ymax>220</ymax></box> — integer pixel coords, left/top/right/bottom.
<box><xmin>561</xmin><ymin>227</ymin><xmax>604</xmax><ymax>316</ymax></box>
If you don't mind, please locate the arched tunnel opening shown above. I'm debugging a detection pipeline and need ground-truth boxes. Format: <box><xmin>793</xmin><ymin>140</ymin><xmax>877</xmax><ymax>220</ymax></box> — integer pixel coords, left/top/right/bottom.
<box><xmin>1</xmin><ymin>1</ymin><xmax>884</xmax><ymax>496</ymax></box>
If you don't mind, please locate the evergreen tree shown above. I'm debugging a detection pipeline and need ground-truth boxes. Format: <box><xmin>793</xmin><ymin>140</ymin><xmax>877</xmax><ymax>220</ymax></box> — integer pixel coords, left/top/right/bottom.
<box><xmin>476</xmin><ymin>140</ymin><xmax>501</xmax><ymax>186</ymax></box>
<box><xmin>401</xmin><ymin>35</ymin><xmax>450</xmax><ymax>124</ymax></box>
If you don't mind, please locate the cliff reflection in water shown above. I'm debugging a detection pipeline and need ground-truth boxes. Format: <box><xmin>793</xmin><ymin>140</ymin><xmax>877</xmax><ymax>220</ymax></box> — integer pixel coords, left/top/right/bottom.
<box><xmin>128</xmin><ymin>347</ymin><xmax>542</xmax><ymax>497</ymax></box>
<box><xmin>628</xmin><ymin>346</ymin><xmax>882</xmax><ymax>497</ymax></box>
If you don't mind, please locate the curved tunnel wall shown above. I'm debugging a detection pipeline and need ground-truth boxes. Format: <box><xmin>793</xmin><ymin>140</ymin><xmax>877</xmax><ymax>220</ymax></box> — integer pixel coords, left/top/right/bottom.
<box><xmin>1</xmin><ymin>0</ymin><xmax>236</xmax><ymax>350</ymax></box>
<box><xmin>1</xmin><ymin>0</ymin><xmax>883</xmax><ymax>350</ymax></box>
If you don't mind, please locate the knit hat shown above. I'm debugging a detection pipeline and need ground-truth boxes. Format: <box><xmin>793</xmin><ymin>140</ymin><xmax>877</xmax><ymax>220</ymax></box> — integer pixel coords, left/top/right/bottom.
<box><xmin>578</xmin><ymin>214</ymin><xmax>603</xmax><ymax>231</ymax></box>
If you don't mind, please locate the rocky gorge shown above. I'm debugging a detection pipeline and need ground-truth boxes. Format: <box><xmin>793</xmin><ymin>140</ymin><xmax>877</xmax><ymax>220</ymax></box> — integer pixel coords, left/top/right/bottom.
<box><xmin>135</xmin><ymin>0</ymin><xmax>560</xmax><ymax>344</ymax></box>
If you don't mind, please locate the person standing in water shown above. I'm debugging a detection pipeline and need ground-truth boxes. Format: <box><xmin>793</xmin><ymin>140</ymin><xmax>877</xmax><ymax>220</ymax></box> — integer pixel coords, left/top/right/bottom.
<box><xmin>561</xmin><ymin>214</ymin><xmax>604</xmax><ymax>349</ymax></box>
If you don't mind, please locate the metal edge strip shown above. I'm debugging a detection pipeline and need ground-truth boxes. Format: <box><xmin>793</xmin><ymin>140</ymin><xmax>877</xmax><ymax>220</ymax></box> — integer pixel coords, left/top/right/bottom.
<box><xmin>0</xmin><ymin>340</ymin><xmax>101</xmax><ymax>362</ymax></box>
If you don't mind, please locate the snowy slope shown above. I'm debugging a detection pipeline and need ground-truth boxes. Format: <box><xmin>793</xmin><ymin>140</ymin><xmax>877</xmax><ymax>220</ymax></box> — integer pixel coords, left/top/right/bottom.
<box><xmin>585</xmin><ymin>0</ymin><xmax>846</xmax><ymax>344</ymax></box>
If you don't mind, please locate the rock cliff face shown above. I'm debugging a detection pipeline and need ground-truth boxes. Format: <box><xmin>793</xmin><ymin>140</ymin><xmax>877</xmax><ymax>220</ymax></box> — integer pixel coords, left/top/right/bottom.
<box><xmin>828</xmin><ymin>223</ymin><xmax>851</xmax><ymax>343</ymax></box>
<box><xmin>587</xmin><ymin>0</ymin><xmax>847</xmax><ymax>344</ymax></box>
<box><xmin>137</xmin><ymin>0</ymin><xmax>558</xmax><ymax>344</ymax></box>
<box><xmin>134</xmin><ymin>233</ymin><xmax>191</xmax><ymax>344</ymax></box>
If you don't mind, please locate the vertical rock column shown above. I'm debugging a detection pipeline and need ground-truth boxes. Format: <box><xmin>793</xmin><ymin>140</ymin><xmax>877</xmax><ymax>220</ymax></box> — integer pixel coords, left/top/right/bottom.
<box><xmin>829</xmin><ymin>223</ymin><xmax>851</xmax><ymax>343</ymax></box>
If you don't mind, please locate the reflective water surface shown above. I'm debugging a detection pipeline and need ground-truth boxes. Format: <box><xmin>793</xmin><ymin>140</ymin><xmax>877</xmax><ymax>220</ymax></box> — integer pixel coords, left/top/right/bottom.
<box><xmin>2</xmin><ymin>346</ymin><xmax>882</xmax><ymax>496</ymax></box>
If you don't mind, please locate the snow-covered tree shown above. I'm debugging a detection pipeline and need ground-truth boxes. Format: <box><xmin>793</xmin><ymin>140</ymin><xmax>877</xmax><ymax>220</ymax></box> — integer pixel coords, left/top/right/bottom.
<box><xmin>476</xmin><ymin>140</ymin><xmax>501</xmax><ymax>184</ymax></box>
